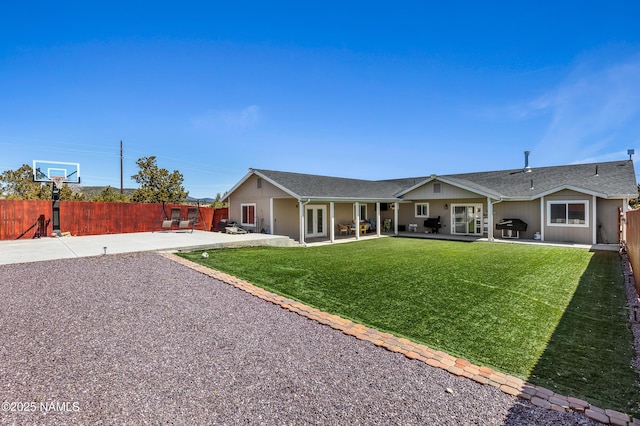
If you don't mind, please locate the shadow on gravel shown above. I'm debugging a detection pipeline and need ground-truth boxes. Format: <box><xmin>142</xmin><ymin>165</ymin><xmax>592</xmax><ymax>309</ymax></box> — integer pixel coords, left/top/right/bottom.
<box><xmin>505</xmin><ymin>250</ymin><xmax>640</xmax><ymax>421</ymax></box>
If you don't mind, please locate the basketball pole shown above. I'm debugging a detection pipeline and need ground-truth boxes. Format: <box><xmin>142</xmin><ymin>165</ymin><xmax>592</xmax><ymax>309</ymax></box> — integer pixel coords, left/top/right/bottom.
<box><xmin>51</xmin><ymin>180</ymin><xmax>61</xmax><ymax>236</ymax></box>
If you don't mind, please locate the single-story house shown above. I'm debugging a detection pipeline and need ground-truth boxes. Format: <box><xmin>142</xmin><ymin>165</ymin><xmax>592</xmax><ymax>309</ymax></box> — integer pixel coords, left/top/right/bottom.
<box><xmin>222</xmin><ymin>155</ymin><xmax>637</xmax><ymax>246</ymax></box>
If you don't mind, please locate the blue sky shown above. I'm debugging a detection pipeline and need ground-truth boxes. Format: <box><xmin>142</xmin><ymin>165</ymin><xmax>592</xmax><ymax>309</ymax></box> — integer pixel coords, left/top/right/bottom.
<box><xmin>1</xmin><ymin>2</ymin><xmax>639</xmax><ymax>198</ymax></box>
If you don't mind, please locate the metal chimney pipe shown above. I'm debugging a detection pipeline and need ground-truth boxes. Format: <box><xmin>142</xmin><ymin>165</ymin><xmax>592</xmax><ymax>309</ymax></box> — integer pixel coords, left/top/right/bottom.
<box><xmin>524</xmin><ymin>151</ymin><xmax>532</xmax><ymax>172</ymax></box>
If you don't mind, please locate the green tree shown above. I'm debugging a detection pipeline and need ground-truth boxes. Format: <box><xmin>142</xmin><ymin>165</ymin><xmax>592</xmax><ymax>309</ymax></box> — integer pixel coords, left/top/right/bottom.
<box><xmin>131</xmin><ymin>156</ymin><xmax>188</xmax><ymax>203</ymax></box>
<box><xmin>92</xmin><ymin>186</ymin><xmax>130</xmax><ymax>202</ymax></box>
<box><xmin>0</xmin><ymin>164</ymin><xmax>85</xmax><ymax>200</ymax></box>
<box><xmin>630</xmin><ymin>184</ymin><xmax>640</xmax><ymax>209</ymax></box>
<box><xmin>0</xmin><ymin>164</ymin><xmax>50</xmax><ymax>199</ymax></box>
<box><xmin>211</xmin><ymin>192</ymin><xmax>228</xmax><ymax>208</ymax></box>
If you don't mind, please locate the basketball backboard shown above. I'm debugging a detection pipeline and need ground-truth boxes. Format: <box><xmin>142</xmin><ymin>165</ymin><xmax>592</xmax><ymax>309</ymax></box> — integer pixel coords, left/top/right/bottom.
<box><xmin>33</xmin><ymin>160</ymin><xmax>81</xmax><ymax>184</ymax></box>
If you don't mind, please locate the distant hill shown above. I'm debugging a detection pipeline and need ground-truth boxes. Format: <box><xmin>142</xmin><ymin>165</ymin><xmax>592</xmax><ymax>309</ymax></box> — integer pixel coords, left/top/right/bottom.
<box><xmin>78</xmin><ymin>186</ymin><xmax>136</xmax><ymax>199</ymax></box>
<box><xmin>187</xmin><ymin>196</ymin><xmax>216</xmax><ymax>203</ymax></box>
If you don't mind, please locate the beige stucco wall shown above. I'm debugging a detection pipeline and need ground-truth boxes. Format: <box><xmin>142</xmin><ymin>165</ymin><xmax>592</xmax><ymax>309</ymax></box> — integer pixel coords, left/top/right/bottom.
<box><xmin>403</xmin><ymin>180</ymin><xmax>481</xmax><ymax>200</ymax></box>
<box><xmin>542</xmin><ymin>189</ymin><xmax>594</xmax><ymax>244</ymax></box>
<box><xmin>491</xmin><ymin>200</ymin><xmax>541</xmax><ymax>240</ymax></box>
<box><xmin>596</xmin><ymin>198</ymin><xmax>622</xmax><ymax>244</ymax></box>
<box><xmin>227</xmin><ymin>174</ymin><xmax>290</xmax><ymax>233</ymax></box>
<box><xmin>229</xmin><ymin>174</ymin><xmax>626</xmax><ymax>245</ymax></box>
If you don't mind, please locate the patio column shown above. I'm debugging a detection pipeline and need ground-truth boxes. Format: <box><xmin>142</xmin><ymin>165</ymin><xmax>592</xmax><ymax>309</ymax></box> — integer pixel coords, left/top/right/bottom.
<box><xmin>376</xmin><ymin>202</ymin><xmax>381</xmax><ymax>237</ymax></box>
<box><xmin>487</xmin><ymin>197</ymin><xmax>494</xmax><ymax>242</ymax></box>
<box><xmin>394</xmin><ymin>202</ymin><xmax>399</xmax><ymax>235</ymax></box>
<box><xmin>355</xmin><ymin>201</ymin><xmax>360</xmax><ymax>240</ymax></box>
<box><xmin>299</xmin><ymin>200</ymin><xmax>305</xmax><ymax>245</ymax></box>
<box><xmin>269</xmin><ymin>197</ymin><xmax>274</xmax><ymax>235</ymax></box>
<box><xmin>540</xmin><ymin>197</ymin><xmax>545</xmax><ymax>241</ymax></box>
<box><xmin>592</xmin><ymin>195</ymin><xmax>597</xmax><ymax>245</ymax></box>
<box><xmin>330</xmin><ymin>202</ymin><xmax>335</xmax><ymax>243</ymax></box>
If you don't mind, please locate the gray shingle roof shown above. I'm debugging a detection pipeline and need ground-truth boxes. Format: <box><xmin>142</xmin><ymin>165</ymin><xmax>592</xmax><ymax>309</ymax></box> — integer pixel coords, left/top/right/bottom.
<box><xmin>251</xmin><ymin>160</ymin><xmax>637</xmax><ymax>201</ymax></box>
<box><xmin>254</xmin><ymin>169</ymin><xmax>412</xmax><ymax>200</ymax></box>
<box><xmin>442</xmin><ymin>160</ymin><xmax>637</xmax><ymax>199</ymax></box>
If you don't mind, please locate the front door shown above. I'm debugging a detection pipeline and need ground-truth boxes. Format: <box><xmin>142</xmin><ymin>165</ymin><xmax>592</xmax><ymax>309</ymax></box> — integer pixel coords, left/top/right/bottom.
<box><xmin>305</xmin><ymin>205</ymin><xmax>326</xmax><ymax>238</ymax></box>
<box><xmin>452</xmin><ymin>204</ymin><xmax>483</xmax><ymax>235</ymax></box>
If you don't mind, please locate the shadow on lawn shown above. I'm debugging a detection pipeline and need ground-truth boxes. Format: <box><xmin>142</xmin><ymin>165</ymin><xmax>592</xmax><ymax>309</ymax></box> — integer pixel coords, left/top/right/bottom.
<box><xmin>505</xmin><ymin>250</ymin><xmax>640</xmax><ymax>420</ymax></box>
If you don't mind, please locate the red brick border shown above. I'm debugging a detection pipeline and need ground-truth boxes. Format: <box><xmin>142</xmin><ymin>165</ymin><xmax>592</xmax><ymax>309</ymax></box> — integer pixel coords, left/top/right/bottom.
<box><xmin>163</xmin><ymin>253</ymin><xmax>639</xmax><ymax>425</ymax></box>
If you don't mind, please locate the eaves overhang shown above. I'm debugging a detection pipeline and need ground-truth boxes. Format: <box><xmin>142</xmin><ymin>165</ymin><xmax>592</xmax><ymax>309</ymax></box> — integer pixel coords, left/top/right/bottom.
<box><xmin>531</xmin><ymin>185</ymin><xmax>609</xmax><ymax>200</ymax></box>
<box><xmin>301</xmin><ymin>196</ymin><xmax>409</xmax><ymax>203</ymax></box>
<box><xmin>395</xmin><ymin>175</ymin><xmax>502</xmax><ymax>200</ymax></box>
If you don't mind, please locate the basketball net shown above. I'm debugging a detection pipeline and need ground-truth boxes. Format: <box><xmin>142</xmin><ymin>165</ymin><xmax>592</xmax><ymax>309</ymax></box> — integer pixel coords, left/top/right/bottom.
<box><xmin>51</xmin><ymin>176</ymin><xmax>66</xmax><ymax>191</ymax></box>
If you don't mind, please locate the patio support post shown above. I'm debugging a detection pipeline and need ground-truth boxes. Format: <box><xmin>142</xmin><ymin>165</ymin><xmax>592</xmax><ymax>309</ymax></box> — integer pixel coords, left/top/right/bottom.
<box><xmin>487</xmin><ymin>197</ymin><xmax>494</xmax><ymax>242</ymax></box>
<box><xmin>269</xmin><ymin>197</ymin><xmax>274</xmax><ymax>235</ymax></box>
<box><xmin>394</xmin><ymin>202</ymin><xmax>399</xmax><ymax>235</ymax></box>
<box><xmin>376</xmin><ymin>202</ymin><xmax>381</xmax><ymax>237</ymax></box>
<box><xmin>540</xmin><ymin>197</ymin><xmax>545</xmax><ymax>241</ymax></box>
<box><xmin>355</xmin><ymin>201</ymin><xmax>360</xmax><ymax>240</ymax></box>
<box><xmin>299</xmin><ymin>200</ymin><xmax>305</xmax><ymax>245</ymax></box>
<box><xmin>330</xmin><ymin>202</ymin><xmax>335</xmax><ymax>243</ymax></box>
<box><xmin>592</xmin><ymin>195</ymin><xmax>597</xmax><ymax>245</ymax></box>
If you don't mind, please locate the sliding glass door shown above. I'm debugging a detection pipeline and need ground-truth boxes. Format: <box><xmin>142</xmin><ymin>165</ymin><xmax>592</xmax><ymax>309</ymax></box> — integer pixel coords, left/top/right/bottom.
<box><xmin>452</xmin><ymin>204</ymin><xmax>483</xmax><ymax>235</ymax></box>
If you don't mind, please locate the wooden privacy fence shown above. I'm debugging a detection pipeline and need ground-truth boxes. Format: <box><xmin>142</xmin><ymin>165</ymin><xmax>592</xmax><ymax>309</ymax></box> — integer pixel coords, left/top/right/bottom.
<box><xmin>0</xmin><ymin>200</ymin><xmax>228</xmax><ymax>240</ymax></box>
<box><xmin>625</xmin><ymin>208</ymin><xmax>640</xmax><ymax>296</ymax></box>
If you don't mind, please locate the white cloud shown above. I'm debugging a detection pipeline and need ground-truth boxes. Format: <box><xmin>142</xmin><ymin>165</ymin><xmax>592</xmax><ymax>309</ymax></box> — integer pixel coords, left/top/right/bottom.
<box><xmin>191</xmin><ymin>105</ymin><xmax>261</xmax><ymax>130</ymax></box>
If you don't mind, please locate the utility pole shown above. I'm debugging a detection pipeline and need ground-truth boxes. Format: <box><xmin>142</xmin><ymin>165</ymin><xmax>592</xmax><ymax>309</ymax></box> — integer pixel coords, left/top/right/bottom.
<box><xmin>120</xmin><ymin>140</ymin><xmax>124</xmax><ymax>194</ymax></box>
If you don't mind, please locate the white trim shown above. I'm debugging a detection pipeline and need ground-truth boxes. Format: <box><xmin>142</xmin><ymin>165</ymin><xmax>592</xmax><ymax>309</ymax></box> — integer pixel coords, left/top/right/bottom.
<box><xmin>354</xmin><ymin>203</ymin><xmax>368</xmax><ymax>222</ymax></box>
<box><xmin>415</xmin><ymin>202</ymin><xmax>430</xmax><ymax>218</ymax></box>
<box><xmin>330</xmin><ymin>202</ymin><xmax>335</xmax><ymax>243</ymax></box>
<box><xmin>546</xmin><ymin>200</ymin><xmax>589</xmax><ymax>228</ymax></box>
<box><xmin>540</xmin><ymin>197</ymin><xmax>545</xmax><ymax>241</ymax></box>
<box><xmin>355</xmin><ymin>202</ymin><xmax>360</xmax><ymax>240</ymax></box>
<box><xmin>299</xmin><ymin>200</ymin><xmax>305</xmax><ymax>244</ymax></box>
<box><xmin>269</xmin><ymin>198</ymin><xmax>274</xmax><ymax>235</ymax></box>
<box><xmin>305</xmin><ymin>204</ymin><xmax>327</xmax><ymax>238</ymax></box>
<box><xmin>376</xmin><ymin>202</ymin><xmax>381</xmax><ymax>237</ymax></box>
<box><xmin>240</xmin><ymin>203</ymin><xmax>256</xmax><ymax>227</ymax></box>
<box><xmin>451</xmin><ymin>203</ymin><xmax>483</xmax><ymax>235</ymax></box>
<box><xmin>396</xmin><ymin>175</ymin><xmax>501</xmax><ymax>199</ymax></box>
<box><xmin>592</xmin><ymin>195</ymin><xmax>597</xmax><ymax>245</ymax></box>
<box><xmin>487</xmin><ymin>198</ymin><xmax>494</xmax><ymax>242</ymax></box>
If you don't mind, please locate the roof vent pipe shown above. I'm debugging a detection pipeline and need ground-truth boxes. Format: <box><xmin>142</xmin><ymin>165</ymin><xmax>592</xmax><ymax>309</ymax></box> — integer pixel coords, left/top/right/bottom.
<box><xmin>524</xmin><ymin>151</ymin><xmax>532</xmax><ymax>173</ymax></box>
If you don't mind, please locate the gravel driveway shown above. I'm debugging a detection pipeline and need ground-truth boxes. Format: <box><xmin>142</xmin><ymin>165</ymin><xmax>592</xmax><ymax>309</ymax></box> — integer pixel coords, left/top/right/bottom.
<box><xmin>0</xmin><ymin>252</ymin><xmax>598</xmax><ymax>425</ymax></box>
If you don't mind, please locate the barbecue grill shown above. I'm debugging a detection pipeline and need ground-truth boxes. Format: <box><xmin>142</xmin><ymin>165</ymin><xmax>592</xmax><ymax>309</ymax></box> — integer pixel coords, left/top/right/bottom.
<box><xmin>496</xmin><ymin>218</ymin><xmax>527</xmax><ymax>239</ymax></box>
<box><xmin>424</xmin><ymin>216</ymin><xmax>441</xmax><ymax>234</ymax></box>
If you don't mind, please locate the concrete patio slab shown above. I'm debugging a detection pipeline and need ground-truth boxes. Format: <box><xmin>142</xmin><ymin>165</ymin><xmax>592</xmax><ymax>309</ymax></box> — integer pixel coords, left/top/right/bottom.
<box><xmin>0</xmin><ymin>231</ymin><xmax>295</xmax><ymax>265</ymax></box>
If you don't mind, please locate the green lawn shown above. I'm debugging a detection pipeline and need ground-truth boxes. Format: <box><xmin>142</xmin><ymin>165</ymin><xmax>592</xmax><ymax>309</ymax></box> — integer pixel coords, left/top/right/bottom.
<box><xmin>179</xmin><ymin>238</ymin><xmax>639</xmax><ymax>415</ymax></box>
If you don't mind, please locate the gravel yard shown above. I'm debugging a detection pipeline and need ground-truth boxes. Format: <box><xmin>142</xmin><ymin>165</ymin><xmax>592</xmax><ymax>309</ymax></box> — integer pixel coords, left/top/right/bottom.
<box><xmin>0</xmin><ymin>252</ymin><xmax>599</xmax><ymax>425</ymax></box>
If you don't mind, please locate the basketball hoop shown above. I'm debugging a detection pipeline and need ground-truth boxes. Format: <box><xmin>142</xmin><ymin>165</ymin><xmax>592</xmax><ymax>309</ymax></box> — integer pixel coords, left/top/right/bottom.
<box><xmin>51</xmin><ymin>176</ymin><xmax>66</xmax><ymax>190</ymax></box>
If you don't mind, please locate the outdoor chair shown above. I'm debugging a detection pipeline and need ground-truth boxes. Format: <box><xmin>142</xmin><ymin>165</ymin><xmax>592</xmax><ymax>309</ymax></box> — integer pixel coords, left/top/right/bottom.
<box><xmin>337</xmin><ymin>223</ymin><xmax>350</xmax><ymax>235</ymax></box>
<box><xmin>162</xmin><ymin>208</ymin><xmax>182</xmax><ymax>230</ymax></box>
<box><xmin>179</xmin><ymin>207</ymin><xmax>198</xmax><ymax>232</ymax></box>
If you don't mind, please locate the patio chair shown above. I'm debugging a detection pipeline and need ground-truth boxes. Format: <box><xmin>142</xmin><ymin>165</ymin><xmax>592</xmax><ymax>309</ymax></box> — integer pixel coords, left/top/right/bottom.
<box><xmin>337</xmin><ymin>223</ymin><xmax>350</xmax><ymax>235</ymax></box>
<box><xmin>179</xmin><ymin>207</ymin><xmax>198</xmax><ymax>233</ymax></box>
<box><xmin>162</xmin><ymin>208</ymin><xmax>181</xmax><ymax>230</ymax></box>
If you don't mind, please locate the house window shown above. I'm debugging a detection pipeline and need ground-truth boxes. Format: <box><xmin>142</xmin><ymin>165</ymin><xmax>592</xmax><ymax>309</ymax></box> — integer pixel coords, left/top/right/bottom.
<box><xmin>241</xmin><ymin>203</ymin><xmax>256</xmax><ymax>227</ymax></box>
<box><xmin>354</xmin><ymin>204</ymin><xmax>367</xmax><ymax>221</ymax></box>
<box><xmin>433</xmin><ymin>183</ymin><xmax>441</xmax><ymax>194</ymax></box>
<box><xmin>415</xmin><ymin>203</ymin><xmax>429</xmax><ymax>218</ymax></box>
<box><xmin>547</xmin><ymin>200</ymin><xmax>589</xmax><ymax>227</ymax></box>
